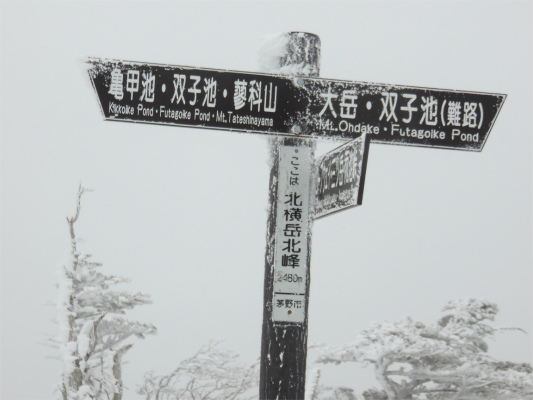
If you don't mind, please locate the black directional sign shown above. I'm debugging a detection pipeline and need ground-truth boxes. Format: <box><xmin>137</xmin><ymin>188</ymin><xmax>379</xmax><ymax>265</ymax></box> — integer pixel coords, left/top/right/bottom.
<box><xmin>88</xmin><ymin>58</ymin><xmax>505</xmax><ymax>151</ymax></box>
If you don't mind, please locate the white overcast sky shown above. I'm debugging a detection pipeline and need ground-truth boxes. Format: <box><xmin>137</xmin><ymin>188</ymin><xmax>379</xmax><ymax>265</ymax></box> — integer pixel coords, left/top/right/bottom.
<box><xmin>1</xmin><ymin>1</ymin><xmax>532</xmax><ymax>399</ymax></box>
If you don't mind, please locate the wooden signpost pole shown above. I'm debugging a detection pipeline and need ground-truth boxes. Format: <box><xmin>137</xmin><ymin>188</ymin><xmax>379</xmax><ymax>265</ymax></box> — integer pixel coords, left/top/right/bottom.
<box><xmin>259</xmin><ymin>32</ymin><xmax>320</xmax><ymax>400</ymax></box>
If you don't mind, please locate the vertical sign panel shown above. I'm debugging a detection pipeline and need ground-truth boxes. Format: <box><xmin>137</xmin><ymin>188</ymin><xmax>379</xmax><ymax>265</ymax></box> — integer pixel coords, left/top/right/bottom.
<box><xmin>272</xmin><ymin>145</ymin><xmax>311</xmax><ymax>323</ymax></box>
<box><xmin>313</xmin><ymin>134</ymin><xmax>370</xmax><ymax>219</ymax></box>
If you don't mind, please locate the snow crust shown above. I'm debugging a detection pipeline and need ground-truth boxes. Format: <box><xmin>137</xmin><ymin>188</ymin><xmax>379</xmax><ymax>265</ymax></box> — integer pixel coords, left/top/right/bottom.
<box><xmin>77</xmin><ymin>320</ymin><xmax>93</xmax><ymax>360</ymax></box>
<box><xmin>258</xmin><ymin>33</ymin><xmax>289</xmax><ymax>74</ymax></box>
<box><xmin>259</xmin><ymin>32</ymin><xmax>319</xmax><ymax>76</ymax></box>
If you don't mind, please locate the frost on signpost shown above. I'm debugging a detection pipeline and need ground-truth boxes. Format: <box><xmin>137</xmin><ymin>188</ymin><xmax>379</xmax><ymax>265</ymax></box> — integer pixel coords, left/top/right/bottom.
<box><xmin>49</xmin><ymin>186</ymin><xmax>156</xmax><ymax>400</ymax></box>
<box><xmin>259</xmin><ymin>32</ymin><xmax>321</xmax><ymax>400</ymax></box>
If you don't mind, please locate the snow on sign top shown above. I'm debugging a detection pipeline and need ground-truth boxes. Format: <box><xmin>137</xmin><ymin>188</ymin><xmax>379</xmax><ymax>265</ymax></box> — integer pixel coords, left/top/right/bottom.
<box><xmin>87</xmin><ymin>58</ymin><xmax>506</xmax><ymax>151</ymax></box>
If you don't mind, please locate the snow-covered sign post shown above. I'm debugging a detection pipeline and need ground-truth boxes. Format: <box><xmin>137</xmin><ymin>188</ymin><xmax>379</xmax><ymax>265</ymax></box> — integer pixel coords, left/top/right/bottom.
<box><xmin>87</xmin><ymin>32</ymin><xmax>505</xmax><ymax>400</ymax></box>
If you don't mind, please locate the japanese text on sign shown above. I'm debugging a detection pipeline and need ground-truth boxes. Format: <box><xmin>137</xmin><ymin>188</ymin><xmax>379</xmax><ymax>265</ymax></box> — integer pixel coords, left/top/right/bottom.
<box><xmin>272</xmin><ymin>145</ymin><xmax>311</xmax><ymax>323</ymax></box>
<box><xmin>89</xmin><ymin>59</ymin><xmax>286</xmax><ymax>133</ymax></box>
<box><xmin>89</xmin><ymin>59</ymin><xmax>505</xmax><ymax>151</ymax></box>
<box><xmin>299</xmin><ymin>77</ymin><xmax>503</xmax><ymax>150</ymax></box>
<box><xmin>314</xmin><ymin>134</ymin><xmax>369</xmax><ymax>219</ymax></box>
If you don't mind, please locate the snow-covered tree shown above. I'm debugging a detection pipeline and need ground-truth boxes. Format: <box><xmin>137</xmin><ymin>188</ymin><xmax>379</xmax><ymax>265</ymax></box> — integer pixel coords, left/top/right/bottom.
<box><xmin>51</xmin><ymin>186</ymin><xmax>156</xmax><ymax>399</ymax></box>
<box><xmin>304</xmin><ymin>368</ymin><xmax>361</xmax><ymax>400</ymax></box>
<box><xmin>316</xmin><ymin>299</ymin><xmax>533</xmax><ymax>400</ymax></box>
<box><xmin>138</xmin><ymin>341</ymin><xmax>259</xmax><ymax>400</ymax></box>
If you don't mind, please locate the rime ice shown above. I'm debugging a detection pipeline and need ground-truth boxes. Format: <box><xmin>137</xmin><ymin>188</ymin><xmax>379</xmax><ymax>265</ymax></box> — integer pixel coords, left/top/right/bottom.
<box><xmin>54</xmin><ymin>187</ymin><xmax>156</xmax><ymax>399</ymax></box>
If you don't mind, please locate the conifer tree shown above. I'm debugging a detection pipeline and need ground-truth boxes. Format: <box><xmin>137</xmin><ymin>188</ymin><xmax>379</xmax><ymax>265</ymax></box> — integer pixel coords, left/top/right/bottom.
<box><xmin>316</xmin><ymin>299</ymin><xmax>533</xmax><ymax>400</ymax></box>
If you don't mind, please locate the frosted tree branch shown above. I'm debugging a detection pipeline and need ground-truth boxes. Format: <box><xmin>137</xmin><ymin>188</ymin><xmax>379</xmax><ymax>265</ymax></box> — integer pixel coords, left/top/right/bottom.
<box><xmin>314</xmin><ymin>298</ymin><xmax>533</xmax><ymax>399</ymax></box>
<box><xmin>53</xmin><ymin>186</ymin><xmax>155</xmax><ymax>399</ymax></box>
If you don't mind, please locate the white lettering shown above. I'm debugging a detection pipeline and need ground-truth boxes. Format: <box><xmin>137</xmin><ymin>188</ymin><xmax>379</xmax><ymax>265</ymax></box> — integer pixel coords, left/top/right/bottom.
<box><xmin>194</xmin><ymin>108</ymin><xmax>211</xmax><ymax>121</ymax></box>
<box><xmin>137</xmin><ymin>104</ymin><xmax>154</xmax><ymax>116</ymax></box>
<box><xmin>338</xmin><ymin>121</ymin><xmax>380</xmax><ymax>134</ymax></box>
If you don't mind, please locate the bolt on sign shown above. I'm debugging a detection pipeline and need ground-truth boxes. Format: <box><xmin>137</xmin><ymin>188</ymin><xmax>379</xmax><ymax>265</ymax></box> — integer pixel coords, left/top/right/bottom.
<box><xmin>88</xmin><ymin>58</ymin><xmax>505</xmax><ymax>151</ymax></box>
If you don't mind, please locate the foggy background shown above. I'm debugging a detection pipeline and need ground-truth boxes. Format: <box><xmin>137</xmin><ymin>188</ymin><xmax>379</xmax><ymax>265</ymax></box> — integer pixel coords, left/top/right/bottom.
<box><xmin>1</xmin><ymin>1</ymin><xmax>531</xmax><ymax>399</ymax></box>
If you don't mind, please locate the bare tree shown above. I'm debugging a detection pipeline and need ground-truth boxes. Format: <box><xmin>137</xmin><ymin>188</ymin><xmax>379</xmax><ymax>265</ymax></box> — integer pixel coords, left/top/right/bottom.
<box><xmin>138</xmin><ymin>341</ymin><xmax>259</xmax><ymax>400</ymax></box>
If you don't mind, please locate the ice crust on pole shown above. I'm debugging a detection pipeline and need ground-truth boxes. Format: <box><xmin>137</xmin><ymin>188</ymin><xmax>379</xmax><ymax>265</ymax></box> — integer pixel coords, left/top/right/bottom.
<box><xmin>260</xmin><ymin>32</ymin><xmax>320</xmax><ymax>400</ymax></box>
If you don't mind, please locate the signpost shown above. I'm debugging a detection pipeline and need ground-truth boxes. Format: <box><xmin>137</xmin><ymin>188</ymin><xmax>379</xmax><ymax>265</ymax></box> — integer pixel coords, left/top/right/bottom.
<box><xmin>87</xmin><ymin>31</ymin><xmax>506</xmax><ymax>400</ymax></box>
